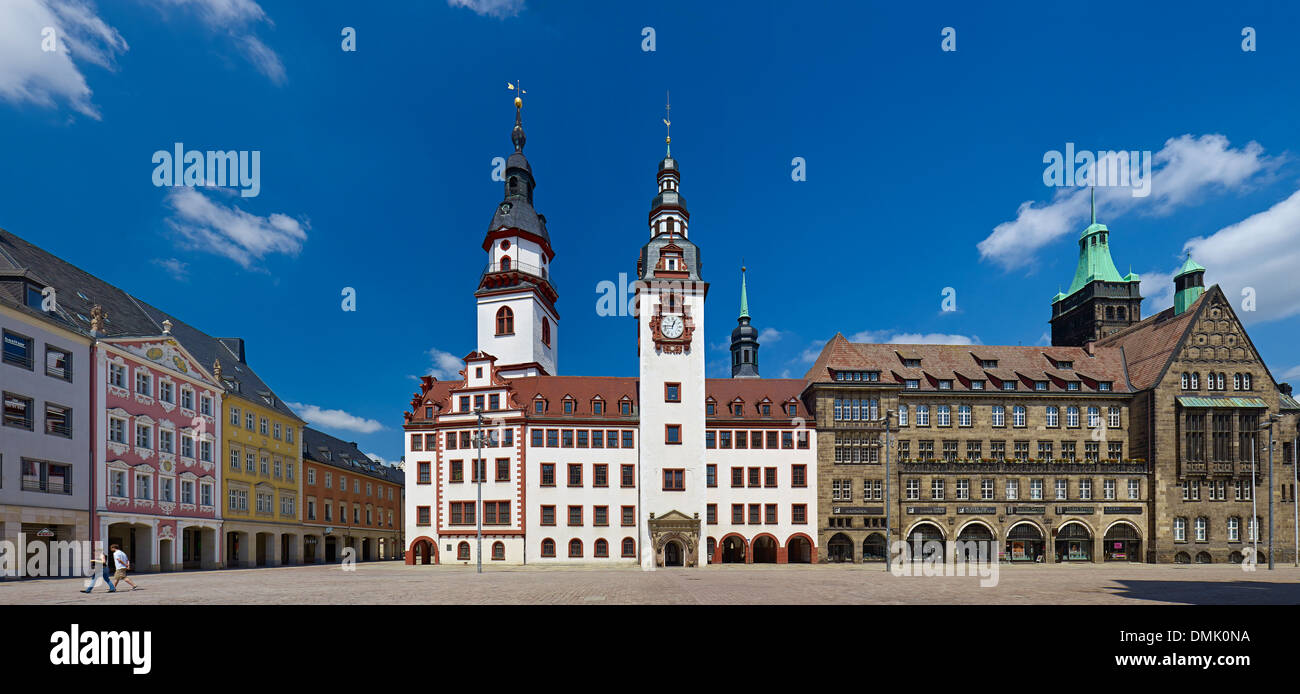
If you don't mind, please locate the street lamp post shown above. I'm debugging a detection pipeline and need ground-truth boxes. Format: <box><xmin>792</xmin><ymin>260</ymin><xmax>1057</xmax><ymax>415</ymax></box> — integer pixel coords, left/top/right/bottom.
<box><xmin>1251</xmin><ymin>435</ymin><xmax>1258</xmax><ymax>567</ymax></box>
<box><xmin>474</xmin><ymin>409</ymin><xmax>484</xmax><ymax>574</ymax></box>
<box><xmin>883</xmin><ymin>410</ymin><xmax>892</xmax><ymax>572</ymax></box>
<box><xmin>1263</xmin><ymin>414</ymin><xmax>1282</xmax><ymax>570</ymax></box>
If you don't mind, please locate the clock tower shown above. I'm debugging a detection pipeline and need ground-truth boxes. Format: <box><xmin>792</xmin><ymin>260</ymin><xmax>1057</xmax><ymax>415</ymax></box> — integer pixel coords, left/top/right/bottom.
<box><xmin>636</xmin><ymin>134</ymin><xmax>707</xmax><ymax>570</ymax></box>
<box><xmin>475</xmin><ymin>95</ymin><xmax>560</xmax><ymax>377</ymax></box>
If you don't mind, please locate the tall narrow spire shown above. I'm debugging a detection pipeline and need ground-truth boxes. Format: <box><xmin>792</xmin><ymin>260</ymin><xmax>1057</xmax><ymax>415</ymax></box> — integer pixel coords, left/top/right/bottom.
<box><xmin>739</xmin><ymin>265</ymin><xmax>749</xmax><ymax>319</ymax></box>
<box><xmin>663</xmin><ymin>90</ymin><xmax>672</xmax><ymax>156</ymax></box>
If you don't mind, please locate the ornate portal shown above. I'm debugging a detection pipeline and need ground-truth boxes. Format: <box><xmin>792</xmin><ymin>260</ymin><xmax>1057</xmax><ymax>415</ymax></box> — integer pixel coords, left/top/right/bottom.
<box><xmin>647</xmin><ymin>510</ymin><xmax>701</xmax><ymax>567</ymax></box>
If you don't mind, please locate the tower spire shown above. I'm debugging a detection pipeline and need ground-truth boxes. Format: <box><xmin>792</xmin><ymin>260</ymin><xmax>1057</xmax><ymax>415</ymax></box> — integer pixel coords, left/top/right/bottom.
<box><xmin>739</xmin><ymin>265</ymin><xmax>749</xmax><ymax>319</ymax></box>
<box><xmin>663</xmin><ymin>90</ymin><xmax>672</xmax><ymax>156</ymax></box>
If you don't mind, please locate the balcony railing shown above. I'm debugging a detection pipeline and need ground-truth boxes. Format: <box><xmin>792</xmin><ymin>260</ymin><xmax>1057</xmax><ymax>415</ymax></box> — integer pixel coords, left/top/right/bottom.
<box><xmin>479</xmin><ymin>260</ymin><xmax>549</xmax><ymax>284</ymax></box>
<box><xmin>900</xmin><ymin>460</ymin><xmax>1150</xmax><ymax>475</ymax></box>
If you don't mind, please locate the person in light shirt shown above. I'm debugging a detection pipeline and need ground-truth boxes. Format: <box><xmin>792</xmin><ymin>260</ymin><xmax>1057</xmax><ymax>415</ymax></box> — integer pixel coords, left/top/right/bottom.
<box><xmin>110</xmin><ymin>544</ymin><xmax>140</xmax><ymax>591</ymax></box>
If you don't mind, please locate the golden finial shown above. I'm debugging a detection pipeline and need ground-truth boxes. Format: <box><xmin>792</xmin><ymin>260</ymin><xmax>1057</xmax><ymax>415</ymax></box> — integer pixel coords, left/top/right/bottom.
<box><xmin>89</xmin><ymin>304</ymin><xmax>104</xmax><ymax>334</ymax></box>
<box><xmin>213</xmin><ymin>358</ymin><xmax>222</xmax><ymax>379</ymax></box>
<box><xmin>508</xmin><ymin>80</ymin><xmax>525</xmax><ymax>110</ymax></box>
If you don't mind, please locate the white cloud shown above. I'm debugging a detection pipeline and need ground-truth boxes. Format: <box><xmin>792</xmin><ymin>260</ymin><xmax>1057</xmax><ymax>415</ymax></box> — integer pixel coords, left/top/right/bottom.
<box><xmin>1138</xmin><ymin>268</ymin><xmax>1175</xmax><ymax>315</ymax></box>
<box><xmin>164</xmin><ymin>187</ymin><xmax>307</xmax><ymax>269</ymax></box>
<box><xmin>758</xmin><ymin>327</ymin><xmax>783</xmax><ymax>343</ymax></box>
<box><xmin>795</xmin><ymin>340</ymin><xmax>826</xmax><ymax>364</ymax></box>
<box><xmin>287</xmin><ymin>402</ymin><xmax>384</xmax><ymax>434</ymax></box>
<box><xmin>0</xmin><ymin>0</ymin><xmax>128</xmax><ymax>119</ymax></box>
<box><xmin>849</xmin><ymin>329</ymin><xmax>981</xmax><ymax>345</ymax></box>
<box><xmin>1035</xmin><ymin>332</ymin><xmax>1050</xmax><ymax>346</ymax></box>
<box><xmin>979</xmin><ymin>134</ymin><xmax>1277</xmax><ymax>269</ymax></box>
<box><xmin>426</xmin><ymin>348</ymin><xmax>464</xmax><ymax>380</ymax></box>
<box><xmin>448</xmin><ymin>0</ymin><xmax>524</xmax><ymax>18</ymax></box>
<box><xmin>149</xmin><ymin>0</ymin><xmax>284</xmax><ymax>84</ymax></box>
<box><xmin>152</xmin><ymin>257</ymin><xmax>189</xmax><ymax>281</ymax></box>
<box><xmin>364</xmin><ymin>452</ymin><xmax>388</xmax><ymax>465</ymax></box>
<box><xmin>1183</xmin><ymin>188</ymin><xmax>1300</xmax><ymax>324</ymax></box>
<box><xmin>1280</xmin><ymin>365</ymin><xmax>1300</xmax><ymax>381</ymax></box>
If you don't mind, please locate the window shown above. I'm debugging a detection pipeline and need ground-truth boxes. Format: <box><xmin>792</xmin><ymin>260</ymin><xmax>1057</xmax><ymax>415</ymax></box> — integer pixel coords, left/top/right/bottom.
<box><xmin>1079</xmin><ymin>479</ymin><xmax>1092</xmax><ymax>500</ymax></box>
<box><xmin>1173</xmin><ymin>517</ymin><xmax>1186</xmax><ymax>542</ymax></box>
<box><xmin>1104</xmin><ymin>479</ymin><xmax>1116</xmax><ymax>500</ymax></box>
<box><xmin>540</xmin><ymin>539</ymin><xmax>556</xmax><ymax>557</ymax></box>
<box><xmin>905</xmin><ymin>479</ymin><xmax>919</xmax><ymax>501</ymax></box>
<box><xmin>958</xmin><ymin>405</ymin><xmax>971</xmax><ymax>427</ymax></box>
<box><xmin>135</xmin><ymin>371</ymin><xmax>151</xmax><ymax>397</ymax></box>
<box><xmin>1228</xmin><ymin>517</ymin><xmax>1240</xmax><ymax>542</ymax></box>
<box><xmin>990</xmin><ymin>406</ymin><xmax>1004</xmax><ymax>427</ymax></box>
<box><xmin>450</xmin><ymin>502</ymin><xmax>476</xmax><ymax>525</ymax></box>
<box><xmin>1127</xmin><ymin>479</ymin><xmax>1140</xmax><ymax>500</ymax></box>
<box><xmin>484</xmin><ymin>501</ymin><xmax>510</xmax><ymax>525</ymax></box>
<box><xmin>134</xmin><ymin>422</ymin><xmax>151</xmax><ymax>448</ymax></box>
<box><xmin>663</xmin><ymin>468</ymin><xmax>685</xmax><ymax>491</ymax></box>
<box><xmin>1012</xmin><ymin>406</ymin><xmax>1026</xmax><ymax>427</ymax></box>
<box><xmin>495</xmin><ymin>306</ymin><xmax>514</xmax><ymax>335</ymax></box>
<box><xmin>622</xmin><ymin>505</ymin><xmax>635</xmax><ymax>526</ymax></box>
<box><xmin>956</xmin><ymin>479</ymin><xmax>969</xmax><ymax>500</ymax></box>
<box><xmin>1030</xmin><ymin>479</ymin><xmax>1043</xmax><ymax>500</ymax></box>
<box><xmin>620</xmin><ymin>400</ymin><xmax>632</xmax><ymax>415</ymax></box>
<box><xmin>44</xmin><ymin>403</ymin><xmax>71</xmax><ymax>438</ymax></box>
<box><xmin>1046</xmin><ymin>406</ymin><xmax>1059</xmax><ymax>427</ymax></box>
<box><xmin>109</xmin><ymin>363</ymin><xmax>126</xmax><ymax>388</ymax></box>
<box><xmin>981</xmin><ymin>479</ymin><xmax>994</xmax><ymax>500</ymax></box>
<box><xmin>568</xmin><ymin>505</ymin><xmax>583</xmax><ymax>526</ymax></box>
<box><xmin>593</xmin><ymin>506</ymin><xmax>609</xmax><ymax>527</ymax></box>
<box><xmin>496</xmin><ymin>458</ymin><xmax>510</xmax><ymax>482</ymax></box>
<box><xmin>706</xmin><ymin>464</ymin><xmax>717</xmax><ymax>487</ymax></box>
<box><xmin>541</xmin><ymin>317</ymin><xmax>551</xmax><ymax>347</ymax></box>
<box><xmin>1066</xmin><ymin>406</ymin><xmax>1080</xmax><ymax>428</ymax></box>
<box><xmin>622</xmin><ymin>430</ymin><xmax>634</xmax><ymax>448</ymax></box>
<box><xmin>936</xmin><ymin>405</ymin><xmax>951</xmax><ymax>427</ymax></box>
<box><xmin>45</xmin><ymin>346</ymin><xmax>72</xmax><ymax>380</ymax></box>
<box><xmin>567</xmin><ymin>463</ymin><xmax>582</xmax><ymax>487</ymax></box>
<box><xmin>917</xmin><ymin>405</ymin><xmax>930</xmax><ymax>426</ymax></box>
<box><xmin>1108</xmin><ymin>406</ymin><xmax>1121</xmax><ymax>428</ymax></box>
<box><xmin>665</xmin><ymin>424</ymin><xmax>681</xmax><ymax>444</ymax></box>
<box><xmin>1005</xmin><ymin>479</ymin><xmax>1018</xmax><ymax>500</ymax></box>
<box><xmin>2</xmin><ymin>331</ymin><xmax>35</xmax><ymax>369</ymax></box>
<box><xmin>664</xmin><ymin>383</ymin><xmax>680</xmax><ymax>402</ymax></box>
<box><xmin>931</xmin><ymin>479</ymin><xmax>945</xmax><ymax>500</ymax></box>
<box><xmin>621</xmin><ymin>464</ymin><xmax>635</xmax><ymax>487</ymax></box>
<box><xmin>897</xmin><ymin>405</ymin><xmax>908</xmax><ymax>426</ymax></box>
<box><xmin>792</xmin><ymin>464</ymin><xmax>807</xmax><ymax>487</ymax></box>
<box><xmin>1056</xmin><ymin>479</ymin><xmax>1068</xmax><ymax>500</ymax></box>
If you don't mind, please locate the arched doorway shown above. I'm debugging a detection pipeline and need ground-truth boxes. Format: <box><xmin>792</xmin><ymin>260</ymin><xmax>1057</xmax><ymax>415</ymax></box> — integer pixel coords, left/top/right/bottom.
<box><xmin>955</xmin><ymin>522</ymin><xmax>995</xmax><ymax>563</ymax></box>
<box><xmin>827</xmin><ymin>533</ymin><xmax>853</xmax><ymax>563</ymax></box>
<box><xmin>158</xmin><ymin>539</ymin><xmax>174</xmax><ymax>572</ymax></box>
<box><xmin>905</xmin><ymin>523</ymin><xmax>946</xmax><ymax>562</ymax></box>
<box><xmin>108</xmin><ymin>522</ymin><xmax>153</xmax><ymax>573</ymax></box>
<box><xmin>752</xmin><ymin>535</ymin><xmax>778</xmax><ymax>563</ymax></box>
<box><xmin>862</xmin><ymin>533</ymin><xmax>887</xmax><ymax>562</ymax></box>
<box><xmin>1006</xmin><ymin>522</ymin><xmax>1045</xmax><ymax>562</ymax></box>
<box><xmin>787</xmin><ymin>535</ymin><xmax>813</xmax><ymax>563</ymax></box>
<box><xmin>1103</xmin><ymin>522</ymin><xmax>1142</xmax><ymax>562</ymax></box>
<box><xmin>1055</xmin><ymin>522</ymin><xmax>1093</xmax><ymax>562</ymax></box>
<box><xmin>413</xmin><ymin>538</ymin><xmax>434</xmax><ymax>564</ymax></box>
<box><xmin>720</xmin><ymin>535</ymin><xmax>747</xmax><ymax>563</ymax></box>
<box><xmin>664</xmin><ymin>540</ymin><xmax>684</xmax><ymax>567</ymax></box>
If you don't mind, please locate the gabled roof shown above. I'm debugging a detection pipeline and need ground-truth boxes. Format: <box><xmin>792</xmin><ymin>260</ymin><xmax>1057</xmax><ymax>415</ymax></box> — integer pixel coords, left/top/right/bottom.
<box><xmin>1095</xmin><ymin>288</ymin><xmax>1208</xmax><ymax>390</ymax></box>
<box><xmin>0</xmin><ymin>227</ymin><xmax>301</xmax><ymax>421</ymax></box>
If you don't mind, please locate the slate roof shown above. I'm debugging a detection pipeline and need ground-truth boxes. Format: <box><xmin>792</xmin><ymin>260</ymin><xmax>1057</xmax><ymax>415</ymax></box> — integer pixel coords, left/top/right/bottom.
<box><xmin>804</xmin><ymin>333</ymin><xmax>1130</xmax><ymax>393</ymax></box>
<box><xmin>0</xmin><ymin>227</ymin><xmax>301</xmax><ymax>421</ymax></box>
<box><xmin>301</xmin><ymin>426</ymin><xmax>401</xmax><ymax>484</ymax></box>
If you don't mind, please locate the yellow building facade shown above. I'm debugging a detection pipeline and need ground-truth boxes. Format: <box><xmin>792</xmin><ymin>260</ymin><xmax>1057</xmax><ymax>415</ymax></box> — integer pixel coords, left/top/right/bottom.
<box><xmin>220</xmin><ymin>379</ymin><xmax>305</xmax><ymax>567</ymax></box>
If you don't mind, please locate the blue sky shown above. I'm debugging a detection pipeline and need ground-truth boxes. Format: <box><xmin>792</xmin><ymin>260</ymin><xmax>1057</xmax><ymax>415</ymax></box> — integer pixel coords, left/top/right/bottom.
<box><xmin>3</xmin><ymin>0</ymin><xmax>1299</xmax><ymax>464</ymax></box>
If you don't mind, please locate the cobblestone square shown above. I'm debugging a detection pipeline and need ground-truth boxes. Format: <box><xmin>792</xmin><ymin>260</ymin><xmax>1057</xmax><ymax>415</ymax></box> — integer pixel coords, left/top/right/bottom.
<box><xmin>4</xmin><ymin>561</ymin><xmax>1300</xmax><ymax>605</ymax></box>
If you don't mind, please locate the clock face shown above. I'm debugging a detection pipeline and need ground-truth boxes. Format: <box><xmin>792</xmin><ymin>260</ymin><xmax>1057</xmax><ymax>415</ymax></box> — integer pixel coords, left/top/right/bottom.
<box><xmin>661</xmin><ymin>314</ymin><xmax>684</xmax><ymax>339</ymax></box>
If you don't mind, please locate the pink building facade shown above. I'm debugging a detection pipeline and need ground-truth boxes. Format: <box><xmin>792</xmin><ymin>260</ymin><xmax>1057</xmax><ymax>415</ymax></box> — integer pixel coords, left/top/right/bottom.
<box><xmin>93</xmin><ymin>333</ymin><xmax>223</xmax><ymax>571</ymax></box>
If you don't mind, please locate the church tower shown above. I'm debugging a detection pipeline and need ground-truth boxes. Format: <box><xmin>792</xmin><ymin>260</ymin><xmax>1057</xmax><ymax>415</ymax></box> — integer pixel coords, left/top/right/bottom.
<box><xmin>475</xmin><ymin>94</ymin><xmax>559</xmax><ymax>377</ymax></box>
<box><xmin>1049</xmin><ymin>190</ymin><xmax>1142</xmax><ymax>346</ymax></box>
<box><xmin>636</xmin><ymin>108</ymin><xmax>707</xmax><ymax>570</ymax></box>
<box><xmin>730</xmin><ymin>267</ymin><xmax>760</xmax><ymax>377</ymax></box>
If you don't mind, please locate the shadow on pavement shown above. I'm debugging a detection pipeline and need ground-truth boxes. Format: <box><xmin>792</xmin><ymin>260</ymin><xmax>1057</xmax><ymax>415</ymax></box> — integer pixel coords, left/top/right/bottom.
<box><xmin>1109</xmin><ymin>579</ymin><xmax>1300</xmax><ymax>605</ymax></box>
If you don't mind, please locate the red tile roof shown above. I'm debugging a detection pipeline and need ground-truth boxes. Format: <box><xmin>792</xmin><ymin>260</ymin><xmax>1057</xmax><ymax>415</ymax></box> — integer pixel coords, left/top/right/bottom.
<box><xmin>805</xmin><ymin>333</ymin><xmax>1130</xmax><ymax>393</ymax></box>
<box><xmin>1096</xmin><ymin>290</ymin><xmax>1206</xmax><ymax>390</ymax></box>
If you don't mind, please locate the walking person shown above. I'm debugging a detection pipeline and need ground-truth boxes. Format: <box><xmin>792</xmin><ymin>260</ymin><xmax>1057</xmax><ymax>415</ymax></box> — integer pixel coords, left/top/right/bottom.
<box><xmin>81</xmin><ymin>547</ymin><xmax>116</xmax><ymax>593</ymax></box>
<box><xmin>109</xmin><ymin>544</ymin><xmax>140</xmax><ymax>591</ymax></box>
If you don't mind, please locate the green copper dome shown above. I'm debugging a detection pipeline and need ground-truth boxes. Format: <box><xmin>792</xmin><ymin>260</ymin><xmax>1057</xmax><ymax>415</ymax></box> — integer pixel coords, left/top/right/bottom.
<box><xmin>1175</xmin><ymin>254</ymin><xmax>1206</xmax><ymax>278</ymax></box>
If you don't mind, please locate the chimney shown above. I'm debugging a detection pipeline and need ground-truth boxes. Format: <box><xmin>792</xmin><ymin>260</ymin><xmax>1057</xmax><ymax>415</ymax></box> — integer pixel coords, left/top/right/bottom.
<box><xmin>221</xmin><ymin>337</ymin><xmax>246</xmax><ymax>363</ymax></box>
<box><xmin>1084</xmin><ymin>340</ymin><xmax>1096</xmax><ymax>356</ymax></box>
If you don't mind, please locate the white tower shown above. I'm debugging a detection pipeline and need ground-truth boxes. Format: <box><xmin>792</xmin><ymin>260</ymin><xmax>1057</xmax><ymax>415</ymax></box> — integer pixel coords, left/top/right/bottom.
<box><xmin>476</xmin><ymin>95</ymin><xmax>559</xmax><ymax>378</ymax></box>
<box><xmin>637</xmin><ymin>127</ymin><xmax>707</xmax><ymax>570</ymax></box>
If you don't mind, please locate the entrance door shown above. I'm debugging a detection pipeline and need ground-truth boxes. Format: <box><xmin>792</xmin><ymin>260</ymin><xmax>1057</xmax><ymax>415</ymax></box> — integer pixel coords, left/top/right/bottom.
<box><xmin>664</xmin><ymin>541</ymin><xmax>683</xmax><ymax>567</ymax></box>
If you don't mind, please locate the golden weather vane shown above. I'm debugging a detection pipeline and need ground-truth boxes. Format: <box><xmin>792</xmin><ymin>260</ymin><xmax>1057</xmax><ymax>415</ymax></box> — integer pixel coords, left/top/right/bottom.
<box><xmin>507</xmin><ymin>80</ymin><xmax>526</xmax><ymax>109</ymax></box>
<box><xmin>663</xmin><ymin>90</ymin><xmax>671</xmax><ymax>154</ymax></box>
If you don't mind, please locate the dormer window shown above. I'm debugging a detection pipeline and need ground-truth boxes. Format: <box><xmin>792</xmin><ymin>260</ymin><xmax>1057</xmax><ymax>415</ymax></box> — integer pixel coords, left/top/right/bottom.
<box><xmin>938</xmin><ymin>380</ymin><xmax>953</xmax><ymax>390</ymax></box>
<box><xmin>1035</xmin><ymin>381</ymin><xmax>1048</xmax><ymax>391</ymax></box>
<box><xmin>1067</xmin><ymin>382</ymin><xmax>1081</xmax><ymax>392</ymax></box>
<box><xmin>563</xmin><ymin>397</ymin><xmax>575</xmax><ymax>414</ymax></box>
<box><xmin>970</xmin><ymin>380</ymin><xmax>985</xmax><ymax>390</ymax></box>
<box><xmin>904</xmin><ymin>379</ymin><xmax>920</xmax><ymax>389</ymax></box>
<box><xmin>1055</xmin><ymin>360</ymin><xmax>1074</xmax><ymax>370</ymax></box>
<box><xmin>706</xmin><ymin>402</ymin><xmax>716</xmax><ymax>415</ymax></box>
<box><xmin>731</xmin><ymin>402</ymin><xmax>744</xmax><ymax>416</ymax></box>
<box><xmin>979</xmin><ymin>359</ymin><xmax>998</xmax><ymax>369</ymax></box>
<box><xmin>1002</xmin><ymin>380</ymin><xmax>1017</xmax><ymax>391</ymax></box>
<box><xmin>619</xmin><ymin>398</ymin><xmax>633</xmax><ymax>415</ymax></box>
<box><xmin>903</xmin><ymin>359</ymin><xmax>921</xmax><ymax>368</ymax></box>
<box><xmin>592</xmin><ymin>398</ymin><xmax>604</xmax><ymax>415</ymax></box>
<box><xmin>1098</xmin><ymin>382</ymin><xmax>1112</xmax><ymax>392</ymax></box>
<box><xmin>761</xmin><ymin>404</ymin><xmax>771</xmax><ymax>416</ymax></box>
<box><xmin>786</xmin><ymin>403</ymin><xmax>798</xmax><ymax>416</ymax></box>
<box><xmin>534</xmin><ymin>397</ymin><xmax>546</xmax><ymax>414</ymax></box>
